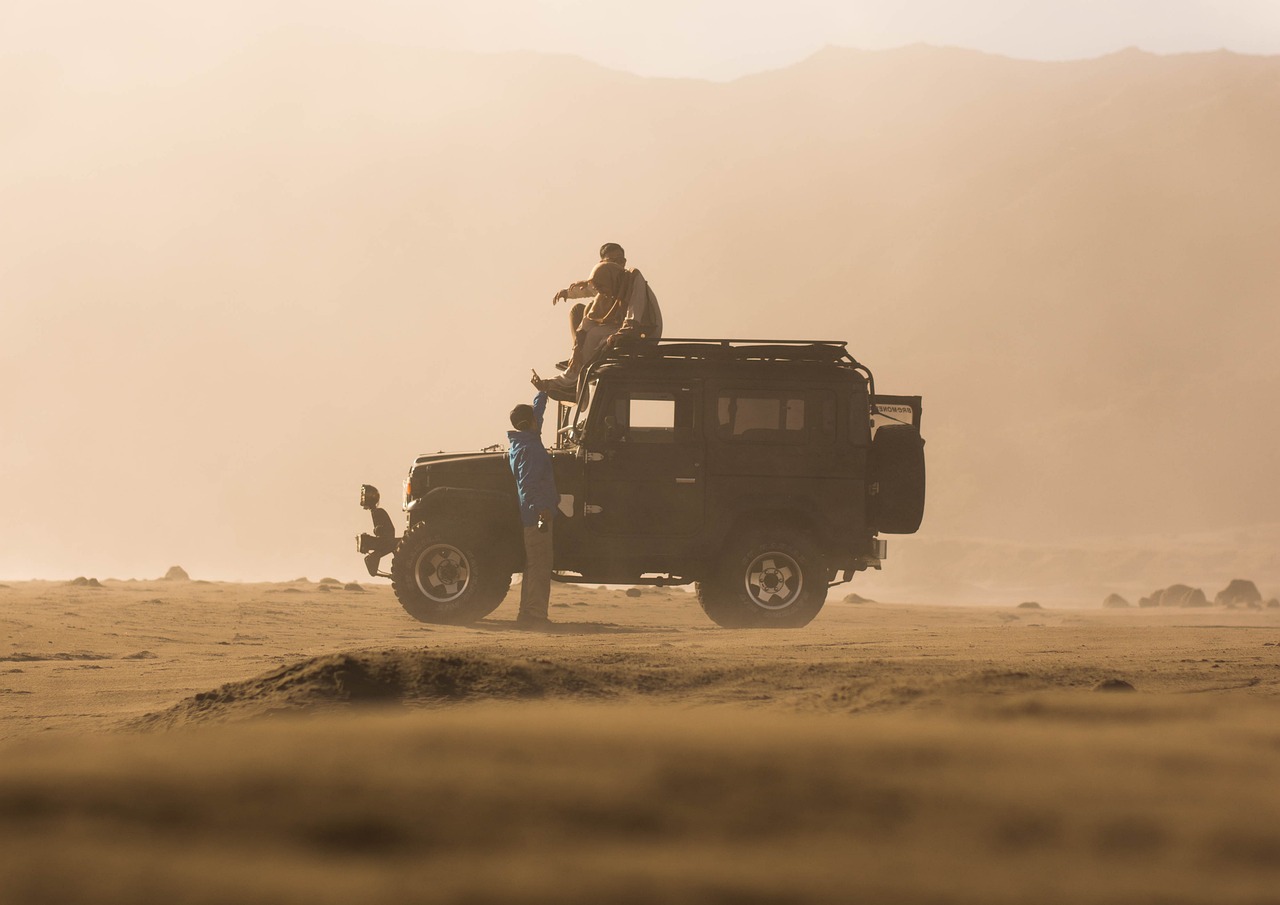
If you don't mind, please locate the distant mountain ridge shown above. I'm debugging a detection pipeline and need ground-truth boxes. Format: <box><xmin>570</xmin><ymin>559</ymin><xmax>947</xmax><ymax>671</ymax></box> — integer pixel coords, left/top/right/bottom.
<box><xmin>2</xmin><ymin>39</ymin><xmax>1277</xmax><ymax>579</ymax></box>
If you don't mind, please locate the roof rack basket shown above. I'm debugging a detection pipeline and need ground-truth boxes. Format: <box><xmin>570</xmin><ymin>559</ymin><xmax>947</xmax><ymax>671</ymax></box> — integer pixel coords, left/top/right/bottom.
<box><xmin>602</xmin><ymin>337</ymin><xmax>864</xmax><ymax>366</ymax></box>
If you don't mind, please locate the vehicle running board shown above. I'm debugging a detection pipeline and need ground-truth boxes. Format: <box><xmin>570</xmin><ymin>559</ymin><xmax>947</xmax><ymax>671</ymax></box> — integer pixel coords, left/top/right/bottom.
<box><xmin>551</xmin><ymin>572</ymin><xmax>689</xmax><ymax>587</ymax></box>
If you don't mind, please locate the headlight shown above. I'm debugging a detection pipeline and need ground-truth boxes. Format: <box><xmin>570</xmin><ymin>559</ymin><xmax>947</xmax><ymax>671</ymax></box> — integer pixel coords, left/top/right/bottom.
<box><xmin>405</xmin><ymin>468</ymin><xmax>429</xmax><ymax>504</ymax></box>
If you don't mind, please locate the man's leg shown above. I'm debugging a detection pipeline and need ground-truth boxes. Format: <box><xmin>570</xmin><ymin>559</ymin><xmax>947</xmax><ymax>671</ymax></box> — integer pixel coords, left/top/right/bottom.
<box><xmin>518</xmin><ymin>522</ymin><xmax>553</xmax><ymax>622</ymax></box>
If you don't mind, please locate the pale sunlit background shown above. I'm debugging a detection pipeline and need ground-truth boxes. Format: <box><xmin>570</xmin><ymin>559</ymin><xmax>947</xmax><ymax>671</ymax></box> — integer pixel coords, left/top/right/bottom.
<box><xmin>3</xmin><ymin>1</ymin><xmax>1278</xmax><ymax>598</ymax></box>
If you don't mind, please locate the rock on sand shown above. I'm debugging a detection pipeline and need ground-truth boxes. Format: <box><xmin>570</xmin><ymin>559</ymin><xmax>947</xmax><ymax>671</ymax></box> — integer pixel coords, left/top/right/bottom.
<box><xmin>1094</xmin><ymin>678</ymin><xmax>1137</xmax><ymax>692</ymax></box>
<box><xmin>1142</xmin><ymin>585</ymin><xmax>1208</xmax><ymax>608</ymax></box>
<box><xmin>163</xmin><ymin>566</ymin><xmax>190</xmax><ymax>581</ymax></box>
<box><xmin>1102</xmin><ymin>594</ymin><xmax>1131</xmax><ymax>609</ymax></box>
<box><xmin>1215</xmin><ymin>579</ymin><xmax>1262</xmax><ymax>607</ymax></box>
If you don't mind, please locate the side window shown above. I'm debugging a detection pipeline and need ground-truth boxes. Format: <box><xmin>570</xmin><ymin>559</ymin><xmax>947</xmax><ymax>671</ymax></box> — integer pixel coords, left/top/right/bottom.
<box><xmin>595</xmin><ymin>387</ymin><xmax>691</xmax><ymax>445</ymax></box>
<box><xmin>715</xmin><ymin>390</ymin><xmax>836</xmax><ymax>444</ymax></box>
<box><xmin>628</xmin><ymin>396</ymin><xmax>676</xmax><ymax>444</ymax></box>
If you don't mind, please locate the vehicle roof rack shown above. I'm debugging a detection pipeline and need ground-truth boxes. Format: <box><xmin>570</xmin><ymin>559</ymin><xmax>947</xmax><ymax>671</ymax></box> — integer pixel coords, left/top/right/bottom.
<box><xmin>568</xmin><ymin>337</ymin><xmax>878</xmax><ymax>417</ymax></box>
<box><xmin>602</xmin><ymin>337</ymin><xmax>857</xmax><ymax>365</ymax></box>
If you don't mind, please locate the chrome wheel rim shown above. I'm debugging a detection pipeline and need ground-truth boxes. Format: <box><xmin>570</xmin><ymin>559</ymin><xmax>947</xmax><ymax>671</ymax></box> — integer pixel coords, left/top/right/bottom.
<box><xmin>414</xmin><ymin>544</ymin><xmax>471</xmax><ymax>604</ymax></box>
<box><xmin>744</xmin><ymin>551</ymin><xmax>803</xmax><ymax>610</ymax></box>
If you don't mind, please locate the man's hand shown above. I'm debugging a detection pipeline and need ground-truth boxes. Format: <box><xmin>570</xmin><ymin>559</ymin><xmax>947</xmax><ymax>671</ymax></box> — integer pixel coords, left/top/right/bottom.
<box><xmin>552</xmin><ymin>289</ymin><xmax>568</xmax><ymax>305</ymax></box>
<box><xmin>530</xmin><ymin>369</ymin><xmax>546</xmax><ymax>391</ymax></box>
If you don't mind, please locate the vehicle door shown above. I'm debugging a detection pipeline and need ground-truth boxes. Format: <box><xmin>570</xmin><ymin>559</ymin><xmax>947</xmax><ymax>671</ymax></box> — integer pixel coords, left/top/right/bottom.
<box><xmin>583</xmin><ymin>380</ymin><xmax>704</xmax><ymax>539</ymax></box>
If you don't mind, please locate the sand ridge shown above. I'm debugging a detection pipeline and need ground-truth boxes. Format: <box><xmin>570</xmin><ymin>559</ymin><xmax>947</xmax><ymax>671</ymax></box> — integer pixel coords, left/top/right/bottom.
<box><xmin>4</xmin><ymin>580</ymin><xmax>1279</xmax><ymax>738</ymax></box>
<box><xmin>2</xmin><ymin>580</ymin><xmax>1279</xmax><ymax>902</ymax></box>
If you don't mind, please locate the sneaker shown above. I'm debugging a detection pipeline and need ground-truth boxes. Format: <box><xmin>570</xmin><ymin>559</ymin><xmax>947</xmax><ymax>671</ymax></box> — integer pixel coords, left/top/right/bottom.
<box><xmin>515</xmin><ymin>612</ymin><xmax>553</xmax><ymax>631</ymax></box>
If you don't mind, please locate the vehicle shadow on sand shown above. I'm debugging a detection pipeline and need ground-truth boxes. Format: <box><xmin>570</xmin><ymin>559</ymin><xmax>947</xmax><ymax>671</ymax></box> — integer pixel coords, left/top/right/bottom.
<box><xmin>473</xmin><ymin>619</ymin><xmax>675</xmax><ymax>635</ymax></box>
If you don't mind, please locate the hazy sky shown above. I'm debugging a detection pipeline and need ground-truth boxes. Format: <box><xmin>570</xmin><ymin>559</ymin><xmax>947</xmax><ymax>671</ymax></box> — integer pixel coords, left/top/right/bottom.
<box><xmin>4</xmin><ymin>1</ymin><xmax>1279</xmax><ymax>582</ymax></box>
<box><xmin>5</xmin><ymin>0</ymin><xmax>1279</xmax><ymax>84</ymax></box>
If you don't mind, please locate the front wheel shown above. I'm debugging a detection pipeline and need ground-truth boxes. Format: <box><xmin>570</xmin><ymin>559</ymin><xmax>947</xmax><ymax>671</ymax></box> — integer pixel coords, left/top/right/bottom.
<box><xmin>390</xmin><ymin>523</ymin><xmax>511</xmax><ymax>624</ymax></box>
<box><xmin>696</xmin><ymin>532</ymin><xmax>828</xmax><ymax>628</ymax></box>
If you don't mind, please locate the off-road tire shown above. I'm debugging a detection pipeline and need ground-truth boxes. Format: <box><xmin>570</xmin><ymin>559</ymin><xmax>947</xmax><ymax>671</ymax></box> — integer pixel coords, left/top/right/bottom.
<box><xmin>696</xmin><ymin>531</ymin><xmax>828</xmax><ymax>628</ymax></box>
<box><xmin>390</xmin><ymin>522</ymin><xmax>511</xmax><ymax>624</ymax></box>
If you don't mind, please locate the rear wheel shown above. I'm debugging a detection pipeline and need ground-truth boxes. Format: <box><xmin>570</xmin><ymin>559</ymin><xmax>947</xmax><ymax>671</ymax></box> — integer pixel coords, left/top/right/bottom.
<box><xmin>696</xmin><ymin>532</ymin><xmax>828</xmax><ymax>628</ymax></box>
<box><xmin>390</xmin><ymin>523</ymin><xmax>511</xmax><ymax>624</ymax></box>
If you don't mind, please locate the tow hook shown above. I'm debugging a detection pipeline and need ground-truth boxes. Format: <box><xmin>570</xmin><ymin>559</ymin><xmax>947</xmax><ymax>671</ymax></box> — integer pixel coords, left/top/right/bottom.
<box><xmin>356</xmin><ymin>484</ymin><xmax>397</xmax><ymax>578</ymax></box>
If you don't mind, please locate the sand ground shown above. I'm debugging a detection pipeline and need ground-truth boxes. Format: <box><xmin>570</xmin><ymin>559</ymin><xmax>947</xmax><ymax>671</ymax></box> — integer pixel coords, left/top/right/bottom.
<box><xmin>1</xmin><ymin>579</ymin><xmax>1279</xmax><ymax>903</ymax></box>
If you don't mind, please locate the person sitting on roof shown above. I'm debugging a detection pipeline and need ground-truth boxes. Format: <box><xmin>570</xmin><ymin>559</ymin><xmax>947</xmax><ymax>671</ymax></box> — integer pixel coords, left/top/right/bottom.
<box><xmin>534</xmin><ymin>259</ymin><xmax>626</xmax><ymax>401</ymax></box>
<box><xmin>535</xmin><ymin>244</ymin><xmax>663</xmax><ymax>400</ymax></box>
<box><xmin>554</xmin><ymin>243</ymin><xmax>663</xmax><ymax>350</ymax></box>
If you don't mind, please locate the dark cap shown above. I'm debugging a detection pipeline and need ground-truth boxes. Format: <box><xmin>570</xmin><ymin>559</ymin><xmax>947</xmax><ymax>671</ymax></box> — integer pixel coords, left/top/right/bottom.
<box><xmin>599</xmin><ymin>242</ymin><xmax>625</xmax><ymax>262</ymax></box>
<box><xmin>510</xmin><ymin>404</ymin><xmax>535</xmax><ymax>431</ymax></box>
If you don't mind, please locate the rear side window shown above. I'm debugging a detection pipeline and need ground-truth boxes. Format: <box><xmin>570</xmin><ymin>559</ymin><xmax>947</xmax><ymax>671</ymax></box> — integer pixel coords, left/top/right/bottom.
<box><xmin>715</xmin><ymin>390</ymin><xmax>837</xmax><ymax>444</ymax></box>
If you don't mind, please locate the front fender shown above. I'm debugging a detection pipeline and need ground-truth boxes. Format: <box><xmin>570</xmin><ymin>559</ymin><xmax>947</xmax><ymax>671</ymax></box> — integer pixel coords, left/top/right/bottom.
<box><xmin>406</xmin><ymin>487</ymin><xmax>523</xmax><ymax>569</ymax></box>
<box><xmin>407</xmin><ymin>486</ymin><xmax>517</xmax><ymax>517</ymax></box>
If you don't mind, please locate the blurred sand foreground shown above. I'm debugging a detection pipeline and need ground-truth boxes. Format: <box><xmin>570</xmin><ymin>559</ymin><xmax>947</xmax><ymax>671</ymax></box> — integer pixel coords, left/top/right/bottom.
<box><xmin>2</xmin><ymin>580</ymin><xmax>1279</xmax><ymax>903</ymax></box>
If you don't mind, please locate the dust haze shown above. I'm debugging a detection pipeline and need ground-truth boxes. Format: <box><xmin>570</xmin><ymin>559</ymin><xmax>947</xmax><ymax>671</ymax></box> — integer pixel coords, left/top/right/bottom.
<box><xmin>5</xmin><ymin>5</ymin><xmax>1280</xmax><ymax>903</ymax></box>
<box><xmin>3</xmin><ymin>3</ymin><xmax>1279</xmax><ymax>596</ymax></box>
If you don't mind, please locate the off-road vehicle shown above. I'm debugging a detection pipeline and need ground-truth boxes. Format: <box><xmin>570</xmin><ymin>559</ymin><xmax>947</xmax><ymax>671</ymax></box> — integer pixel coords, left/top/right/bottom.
<box><xmin>357</xmin><ymin>338</ymin><xmax>924</xmax><ymax>628</ymax></box>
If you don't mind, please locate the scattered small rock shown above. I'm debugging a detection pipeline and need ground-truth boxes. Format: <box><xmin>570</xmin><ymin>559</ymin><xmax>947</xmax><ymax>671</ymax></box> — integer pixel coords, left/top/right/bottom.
<box><xmin>1017</xmin><ymin>601</ymin><xmax>1042</xmax><ymax>610</ymax></box>
<box><xmin>842</xmin><ymin>593</ymin><xmax>876</xmax><ymax>604</ymax></box>
<box><xmin>123</xmin><ymin>651</ymin><xmax>158</xmax><ymax>660</ymax></box>
<box><xmin>163</xmin><ymin>566</ymin><xmax>190</xmax><ymax>581</ymax></box>
<box><xmin>292</xmin><ymin>577</ymin><xmax>310</xmax><ymax>583</ymax></box>
<box><xmin>1267</xmin><ymin>599</ymin><xmax>1280</xmax><ymax>609</ymax></box>
<box><xmin>86</xmin><ymin>578</ymin><xmax>103</xmax><ymax>588</ymax></box>
<box><xmin>624</xmin><ymin>588</ymin><xmax>642</xmax><ymax>598</ymax></box>
<box><xmin>318</xmin><ymin>578</ymin><xmax>340</xmax><ymax>586</ymax></box>
<box><xmin>69</xmin><ymin>577</ymin><xmax>89</xmax><ymax>586</ymax></box>
<box><xmin>1094</xmin><ymin>679</ymin><xmax>1136</xmax><ymax>693</ymax></box>
<box><xmin>1215</xmin><ymin>579</ymin><xmax>1262</xmax><ymax>607</ymax></box>
<box><xmin>343</xmin><ymin>582</ymin><xmax>364</xmax><ymax>592</ymax></box>
<box><xmin>1102</xmin><ymin>593</ymin><xmax>1131</xmax><ymax>609</ymax></box>
<box><xmin>316</xmin><ymin>584</ymin><xmax>331</xmax><ymax>592</ymax></box>
<box><xmin>0</xmin><ymin>584</ymin><xmax>11</xmax><ymax>590</ymax></box>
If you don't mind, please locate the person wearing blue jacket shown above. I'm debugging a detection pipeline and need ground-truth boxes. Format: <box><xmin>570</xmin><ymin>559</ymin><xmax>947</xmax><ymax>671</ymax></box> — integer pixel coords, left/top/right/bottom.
<box><xmin>508</xmin><ymin>391</ymin><xmax>558</xmax><ymax>629</ymax></box>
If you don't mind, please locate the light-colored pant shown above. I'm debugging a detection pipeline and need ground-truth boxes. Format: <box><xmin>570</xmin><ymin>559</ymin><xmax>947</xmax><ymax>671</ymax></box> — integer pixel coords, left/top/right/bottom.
<box><xmin>542</xmin><ymin>321</ymin><xmax>617</xmax><ymax>400</ymax></box>
<box><xmin>520</xmin><ymin>521</ymin><xmax>554</xmax><ymax>618</ymax></box>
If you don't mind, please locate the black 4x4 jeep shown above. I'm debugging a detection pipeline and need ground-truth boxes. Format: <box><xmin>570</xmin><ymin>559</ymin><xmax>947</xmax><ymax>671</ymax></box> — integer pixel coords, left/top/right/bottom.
<box><xmin>357</xmin><ymin>338</ymin><xmax>924</xmax><ymax>628</ymax></box>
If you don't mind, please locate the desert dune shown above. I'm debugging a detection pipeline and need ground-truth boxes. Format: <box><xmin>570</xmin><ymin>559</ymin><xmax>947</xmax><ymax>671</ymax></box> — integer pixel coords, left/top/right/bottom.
<box><xmin>2</xmin><ymin>579</ymin><xmax>1278</xmax><ymax>902</ymax></box>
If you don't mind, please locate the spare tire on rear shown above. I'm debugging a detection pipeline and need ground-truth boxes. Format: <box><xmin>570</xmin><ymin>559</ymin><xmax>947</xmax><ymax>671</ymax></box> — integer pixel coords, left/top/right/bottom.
<box><xmin>868</xmin><ymin>424</ymin><xmax>925</xmax><ymax>534</ymax></box>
